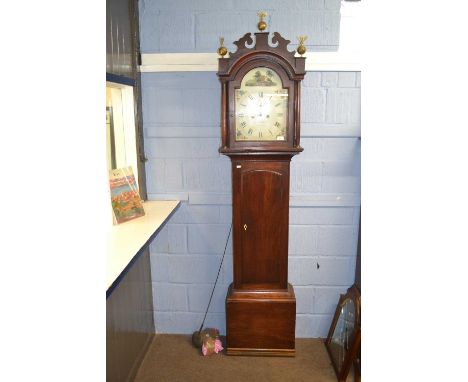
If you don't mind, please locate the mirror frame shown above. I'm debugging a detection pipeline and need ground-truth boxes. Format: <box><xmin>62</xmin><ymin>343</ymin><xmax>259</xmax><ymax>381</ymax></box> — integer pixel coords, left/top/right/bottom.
<box><xmin>325</xmin><ymin>284</ymin><xmax>361</xmax><ymax>382</ymax></box>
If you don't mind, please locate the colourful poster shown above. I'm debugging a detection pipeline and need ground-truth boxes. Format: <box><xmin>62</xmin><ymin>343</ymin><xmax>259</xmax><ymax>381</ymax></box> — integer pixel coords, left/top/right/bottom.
<box><xmin>109</xmin><ymin>167</ymin><xmax>145</xmax><ymax>224</ymax></box>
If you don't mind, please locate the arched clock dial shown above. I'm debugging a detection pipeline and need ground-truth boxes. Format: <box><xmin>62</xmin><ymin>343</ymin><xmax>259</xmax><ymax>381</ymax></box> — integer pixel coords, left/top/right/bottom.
<box><xmin>235</xmin><ymin>67</ymin><xmax>288</xmax><ymax>141</ymax></box>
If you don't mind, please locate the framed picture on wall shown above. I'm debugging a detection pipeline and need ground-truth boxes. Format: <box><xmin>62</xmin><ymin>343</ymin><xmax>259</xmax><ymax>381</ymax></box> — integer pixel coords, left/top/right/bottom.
<box><xmin>325</xmin><ymin>284</ymin><xmax>361</xmax><ymax>382</ymax></box>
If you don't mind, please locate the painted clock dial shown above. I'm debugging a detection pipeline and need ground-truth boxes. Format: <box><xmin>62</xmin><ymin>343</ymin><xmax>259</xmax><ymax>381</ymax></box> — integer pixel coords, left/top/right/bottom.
<box><xmin>235</xmin><ymin>67</ymin><xmax>288</xmax><ymax>141</ymax></box>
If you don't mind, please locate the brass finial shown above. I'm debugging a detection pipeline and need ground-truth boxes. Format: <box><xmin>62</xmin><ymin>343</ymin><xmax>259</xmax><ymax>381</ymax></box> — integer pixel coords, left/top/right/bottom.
<box><xmin>257</xmin><ymin>11</ymin><xmax>268</xmax><ymax>31</ymax></box>
<box><xmin>217</xmin><ymin>37</ymin><xmax>228</xmax><ymax>57</ymax></box>
<box><xmin>297</xmin><ymin>35</ymin><xmax>307</xmax><ymax>56</ymax></box>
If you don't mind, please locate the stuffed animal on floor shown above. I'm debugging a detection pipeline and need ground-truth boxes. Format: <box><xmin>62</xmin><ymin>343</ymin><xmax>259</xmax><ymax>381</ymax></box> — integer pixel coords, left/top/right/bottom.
<box><xmin>200</xmin><ymin>328</ymin><xmax>223</xmax><ymax>356</ymax></box>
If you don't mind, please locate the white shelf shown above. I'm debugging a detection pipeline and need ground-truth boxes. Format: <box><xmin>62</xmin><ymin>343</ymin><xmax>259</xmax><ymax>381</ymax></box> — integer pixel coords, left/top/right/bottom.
<box><xmin>106</xmin><ymin>200</ymin><xmax>180</xmax><ymax>292</ymax></box>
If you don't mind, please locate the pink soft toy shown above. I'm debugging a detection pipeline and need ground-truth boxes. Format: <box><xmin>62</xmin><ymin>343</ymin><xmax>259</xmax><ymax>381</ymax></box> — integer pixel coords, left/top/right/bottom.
<box><xmin>200</xmin><ymin>328</ymin><xmax>224</xmax><ymax>356</ymax></box>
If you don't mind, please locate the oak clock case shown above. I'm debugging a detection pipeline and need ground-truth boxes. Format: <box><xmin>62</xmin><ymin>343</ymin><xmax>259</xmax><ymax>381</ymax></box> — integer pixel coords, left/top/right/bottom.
<box><xmin>217</xmin><ymin>24</ymin><xmax>306</xmax><ymax>357</ymax></box>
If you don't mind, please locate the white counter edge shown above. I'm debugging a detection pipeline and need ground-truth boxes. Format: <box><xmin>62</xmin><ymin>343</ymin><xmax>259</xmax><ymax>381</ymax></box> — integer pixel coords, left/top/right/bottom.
<box><xmin>106</xmin><ymin>200</ymin><xmax>180</xmax><ymax>293</ymax></box>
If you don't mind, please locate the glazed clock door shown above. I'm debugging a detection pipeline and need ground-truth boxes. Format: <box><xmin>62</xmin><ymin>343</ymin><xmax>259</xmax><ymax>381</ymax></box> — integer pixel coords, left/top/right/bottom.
<box><xmin>225</xmin><ymin>60</ymin><xmax>298</xmax><ymax>153</ymax></box>
<box><xmin>234</xmin><ymin>160</ymin><xmax>289</xmax><ymax>290</ymax></box>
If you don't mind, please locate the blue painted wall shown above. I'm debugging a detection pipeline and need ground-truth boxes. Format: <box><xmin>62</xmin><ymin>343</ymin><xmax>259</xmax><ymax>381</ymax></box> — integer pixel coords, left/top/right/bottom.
<box><xmin>139</xmin><ymin>0</ymin><xmax>342</xmax><ymax>53</ymax></box>
<box><xmin>139</xmin><ymin>0</ymin><xmax>361</xmax><ymax>337</ymax></box>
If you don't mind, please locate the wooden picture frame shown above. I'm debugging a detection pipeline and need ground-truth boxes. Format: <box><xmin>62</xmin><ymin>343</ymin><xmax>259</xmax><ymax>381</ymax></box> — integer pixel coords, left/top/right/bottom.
<box><xmin>353</xmin><ymin>347</ymin><xmax>361</xmax><ymax>382</ymax></box>
<box><xmin>325</xmin><ymin>284</ymin><xmax>361</xmax><ymax>382</ymax></box>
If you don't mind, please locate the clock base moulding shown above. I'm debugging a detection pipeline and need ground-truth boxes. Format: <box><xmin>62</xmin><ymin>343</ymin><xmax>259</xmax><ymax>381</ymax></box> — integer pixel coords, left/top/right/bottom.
<box><xmin>225</xmin><ymin>283</ymin><xmax>296</xmax><ymax>357</ymax></box>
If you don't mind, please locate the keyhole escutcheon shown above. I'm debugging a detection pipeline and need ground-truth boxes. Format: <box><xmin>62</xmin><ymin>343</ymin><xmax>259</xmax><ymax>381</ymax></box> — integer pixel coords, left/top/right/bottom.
<box><xmin>244</xmin><ymin>224</ymin><xmax>247</xmax><ymax>231</ymax></box>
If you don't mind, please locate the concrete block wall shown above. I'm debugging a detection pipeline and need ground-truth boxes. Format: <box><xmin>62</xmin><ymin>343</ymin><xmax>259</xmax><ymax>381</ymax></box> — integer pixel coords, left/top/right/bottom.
<box><xmin>139</xmin><ymin>0</ymin><xmax>342</xmax><ymax>53</ymax></box>
<box><xmin>139</xmin><ymin>0</ymin><xmax>361</xmax><ymax>338</ymax></box>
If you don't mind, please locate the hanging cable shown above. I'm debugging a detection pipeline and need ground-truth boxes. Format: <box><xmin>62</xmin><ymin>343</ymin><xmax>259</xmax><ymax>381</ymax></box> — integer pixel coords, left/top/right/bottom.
<box><xmin>192</xmin><ymin>223</ymin><xmax>232</xmax><ymax>347</ymax></box>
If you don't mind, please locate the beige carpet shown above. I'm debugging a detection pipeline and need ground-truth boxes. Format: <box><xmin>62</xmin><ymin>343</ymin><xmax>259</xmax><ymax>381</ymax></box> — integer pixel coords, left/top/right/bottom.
<box><xmin>134</xmin><ymin>335</ymin><xmax>339</xmax><ymax>382</ymax></box>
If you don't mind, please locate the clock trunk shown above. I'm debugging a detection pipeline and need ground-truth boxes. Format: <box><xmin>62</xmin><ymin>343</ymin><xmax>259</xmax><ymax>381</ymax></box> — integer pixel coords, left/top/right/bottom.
<box><xmin>226</xmin><ymin>154</ymin><xmax>296</xmax><ymax>356</ymax></box>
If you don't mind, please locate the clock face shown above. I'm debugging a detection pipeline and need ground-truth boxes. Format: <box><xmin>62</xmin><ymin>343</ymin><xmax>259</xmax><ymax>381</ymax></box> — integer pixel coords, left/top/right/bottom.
<box><xmin>235</xmin><ymin>67</ymin><xmax>288</xmax><ymax>141</ymax></box>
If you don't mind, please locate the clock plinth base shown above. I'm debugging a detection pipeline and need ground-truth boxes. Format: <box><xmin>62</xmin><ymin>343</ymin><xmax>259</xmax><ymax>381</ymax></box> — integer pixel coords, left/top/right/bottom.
<box><xmin>225</xmin><ymin>283</ymin><xmax>296</xmax><ymax>357</ymax></box>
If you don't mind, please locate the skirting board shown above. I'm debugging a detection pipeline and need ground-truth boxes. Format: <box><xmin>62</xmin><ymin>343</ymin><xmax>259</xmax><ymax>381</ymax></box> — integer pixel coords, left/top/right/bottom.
<box><xmin>226</xmin><ymin>348</ymin><xmax>295</xmax><ymax>357</ymax></box>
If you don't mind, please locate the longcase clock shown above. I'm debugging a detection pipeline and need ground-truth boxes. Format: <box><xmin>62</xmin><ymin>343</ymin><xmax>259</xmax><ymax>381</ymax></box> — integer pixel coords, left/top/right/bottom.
<box><xmin>217</xmin><ymin>14</ymin><xmax>307</xmax><ymax>356</ymax></box>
